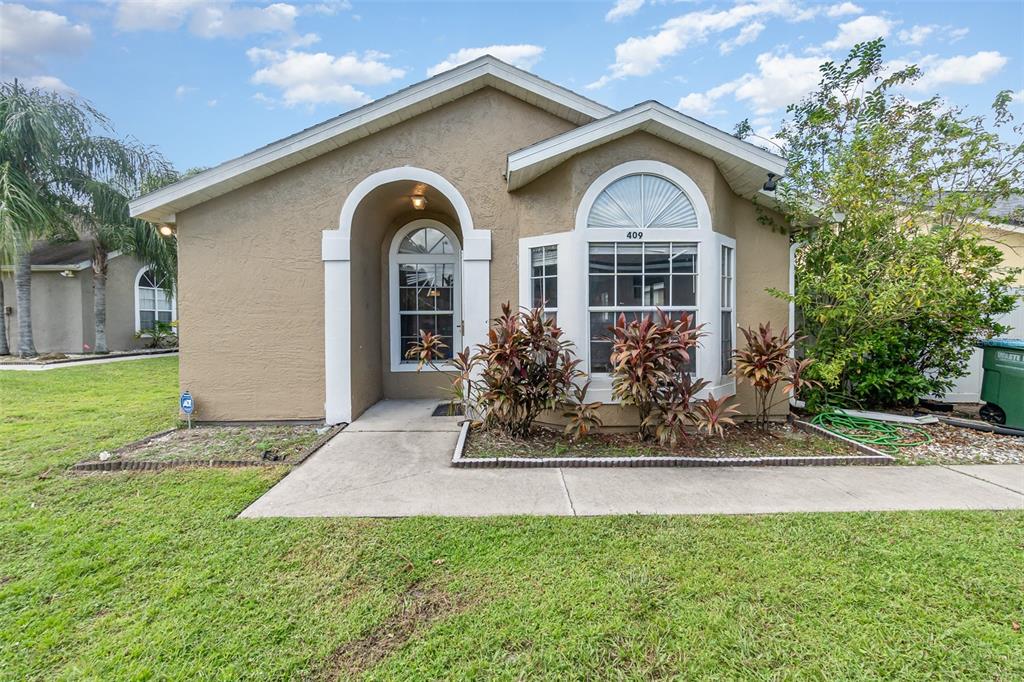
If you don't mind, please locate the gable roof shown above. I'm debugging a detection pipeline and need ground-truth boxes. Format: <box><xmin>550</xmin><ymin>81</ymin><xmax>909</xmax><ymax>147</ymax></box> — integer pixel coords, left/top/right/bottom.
<box><xmin>129</xmin><ymin>56</ymin><xmax>615</xmax><ymax>223</ymax></box>
<box><xmin>506</xmin><ymin>101</ymin><xmax>786</xmax><ymax>200</ymax></box>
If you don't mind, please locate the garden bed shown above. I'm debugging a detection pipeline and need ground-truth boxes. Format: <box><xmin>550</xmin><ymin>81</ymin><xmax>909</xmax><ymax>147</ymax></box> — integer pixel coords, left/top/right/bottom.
<box><xmin>454</xmin><ymin>421</ymin><xmax>893</xmax><ymax>468</ymax></box>
<box><xmin>73</xmin><ymin>423</ymin><xmax>342</xmax><ymax>471</ymax></box>
<box><xmin>890</xmin><ymin>421</ymin><xmax>1024</xmax><ymax>465</ymax></box>
<box><xmin>0</xmin><ymin>348</ymin><xmax>177</xmax><ymax>366</ymax></box>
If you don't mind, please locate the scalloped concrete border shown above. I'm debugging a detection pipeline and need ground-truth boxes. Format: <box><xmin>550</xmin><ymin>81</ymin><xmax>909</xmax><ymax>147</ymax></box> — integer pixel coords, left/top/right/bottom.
<box><xmin>450</xmin><ymin>421</ymin><xmax>894</xmax><ymax>468</ymax></box>
<box><xmin>72</xmin><ymin>424</ymin><xmax>346</xmax><ymax>473</ymax></box>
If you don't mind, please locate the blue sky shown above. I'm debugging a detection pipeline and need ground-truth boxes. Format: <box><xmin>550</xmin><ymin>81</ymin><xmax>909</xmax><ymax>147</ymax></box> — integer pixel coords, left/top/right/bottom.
<box><xmin>2</xmin><ymin>0</ymin><xmax>1022</xmax><ymax>171</ymax></box>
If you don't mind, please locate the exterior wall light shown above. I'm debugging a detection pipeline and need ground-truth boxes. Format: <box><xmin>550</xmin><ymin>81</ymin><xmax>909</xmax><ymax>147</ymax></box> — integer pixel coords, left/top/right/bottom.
<box><xmin>763</xmin><ymin>172</ymin><xmax>779</xmax><ymax>192</ymax></box>
<box><xmin>158</xmin><ymin>224</ymin><xmax>176</xmax><ymax>237</ymax></box>
<box><xmin>411</xmin><ymin>195</ymin><xmax>427</xmax><ymax>210</ymax></box>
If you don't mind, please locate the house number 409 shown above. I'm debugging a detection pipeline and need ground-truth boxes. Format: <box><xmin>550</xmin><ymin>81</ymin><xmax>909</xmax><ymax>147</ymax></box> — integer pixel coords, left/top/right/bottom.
<box><xmin>626</xmin><ymin>231</ymin><xmax>644</xmax><ymax>239</ymax></box>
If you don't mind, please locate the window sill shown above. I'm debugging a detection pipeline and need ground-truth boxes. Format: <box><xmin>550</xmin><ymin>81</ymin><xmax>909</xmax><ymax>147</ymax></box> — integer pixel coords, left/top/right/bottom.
<box><xmin>390</xmin><ymin>362</ymin><xmax>453</xmax><ymax>373</ymax></box>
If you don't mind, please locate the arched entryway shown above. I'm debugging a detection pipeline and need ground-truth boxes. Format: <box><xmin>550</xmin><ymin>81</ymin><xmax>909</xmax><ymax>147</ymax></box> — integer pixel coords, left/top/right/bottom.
<box><xmin>323</xmin><ymin>167</ymin><xmax>490</xmax><ymax>424</ymax></box>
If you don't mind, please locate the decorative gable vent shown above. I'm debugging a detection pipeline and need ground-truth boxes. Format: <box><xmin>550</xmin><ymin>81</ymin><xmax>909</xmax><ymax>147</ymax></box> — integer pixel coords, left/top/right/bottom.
<box><xmin>587</xmin><ymin>173</ymin><xmax>699</xmax><ymax>230</ymax></box>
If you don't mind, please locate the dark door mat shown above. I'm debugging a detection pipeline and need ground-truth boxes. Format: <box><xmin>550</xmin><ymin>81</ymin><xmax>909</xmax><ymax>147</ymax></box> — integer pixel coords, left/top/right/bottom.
<box><xmin>432</xmin><ymin>403</ymin><xmax>464</xmax><ymax>417</ymax></box>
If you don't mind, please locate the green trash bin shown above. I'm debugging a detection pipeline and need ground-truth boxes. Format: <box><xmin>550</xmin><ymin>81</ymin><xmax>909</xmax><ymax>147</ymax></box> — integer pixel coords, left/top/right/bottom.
<box><xmin>979</xmin><ymin>339</ymin><xmax>1024</xmax><ymax>429</ymax></box>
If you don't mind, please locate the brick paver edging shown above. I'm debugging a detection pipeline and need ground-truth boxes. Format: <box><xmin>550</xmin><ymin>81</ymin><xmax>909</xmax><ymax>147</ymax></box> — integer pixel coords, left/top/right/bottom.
<box><xmin>71</xmin><ymin>424</ymin><xmax>347</xmax><ymax>473</ymax></box>
<box><xmin>450</xmin><ymin>421</ymin><xmax>894</xmax><ymax>468</ymax></box>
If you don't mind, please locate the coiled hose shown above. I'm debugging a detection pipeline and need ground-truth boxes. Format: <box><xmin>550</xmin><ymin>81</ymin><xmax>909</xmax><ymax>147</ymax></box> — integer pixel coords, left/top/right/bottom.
<box><xmin>811</xmin><ymin>410</ymin><xmax>932</xmax><ymax>453</ymax></box>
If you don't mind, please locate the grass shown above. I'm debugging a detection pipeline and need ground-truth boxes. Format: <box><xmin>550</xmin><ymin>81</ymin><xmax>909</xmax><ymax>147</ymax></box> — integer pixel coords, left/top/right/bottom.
<box><xmin>1</xmin><ymin>358</ymin><xmax>1021</xmax><ymax>680</ymax></box>
<box><xmin>465</xmin><ymin>423</ymin><xmax>855</xmax><ymax>459</ymax></box>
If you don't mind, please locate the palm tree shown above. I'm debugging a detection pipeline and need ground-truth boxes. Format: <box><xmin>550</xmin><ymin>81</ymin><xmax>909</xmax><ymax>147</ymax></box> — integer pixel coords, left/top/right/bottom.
<box><xmin>68</xmin><ymin>179</ymin><xmax>176</xmax><ymax>353</ymax></box>
<box><xmin>0</xmin><ymin>80</ymin><xmax>169</xmax><ymax>357</ymax></box>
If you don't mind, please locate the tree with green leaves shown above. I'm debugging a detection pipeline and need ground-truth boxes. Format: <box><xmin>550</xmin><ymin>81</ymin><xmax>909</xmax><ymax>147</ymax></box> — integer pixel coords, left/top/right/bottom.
<box><xmin>739</xmin><ymin>39</ymin><xmax>1023</xmax><ymax>407</ymax></box>
<box><xmin>0</xmin><ymin>80</ymin><xmax>171</xmax><ymax>356</ymax></box>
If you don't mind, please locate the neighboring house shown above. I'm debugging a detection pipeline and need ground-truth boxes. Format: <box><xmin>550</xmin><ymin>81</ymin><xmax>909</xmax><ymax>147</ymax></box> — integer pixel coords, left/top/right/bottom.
<box><xmin>937</xmin><ymin>200</ymin><xmax>1024</xmax><ymax>402</ymax></box>
<box><xmin>0</xmin><ymin>241</ymin><xmax>176</xmax><ymax>355</ymax></box>
<box><xmin>129</xmin><ymin>56</ymin><xmax>790</xmax><ymax>424</ymax></box>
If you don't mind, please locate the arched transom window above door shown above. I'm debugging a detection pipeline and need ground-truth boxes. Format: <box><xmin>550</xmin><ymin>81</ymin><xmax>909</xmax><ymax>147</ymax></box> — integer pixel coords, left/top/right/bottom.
<box><xmin>390</xmin><ymin>220</ymin><xmax>462</xmax><ymax>371</ymax></box>
<box><xmin>587</xmin><ymin>173</ymin><xmax>699</xmax><ymax>230</ymax></box>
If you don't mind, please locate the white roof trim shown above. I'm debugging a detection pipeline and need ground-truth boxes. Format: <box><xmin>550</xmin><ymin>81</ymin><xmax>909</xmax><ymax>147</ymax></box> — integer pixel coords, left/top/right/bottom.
<box><xmin>506</xmin><ymin>101</ymin><xmax>787</xmax><ymax>199</ymax></box>
<box><xmin>129</xmin><ymin>56</ymin><xmax>614</xmax><ymax>223</ymax></box>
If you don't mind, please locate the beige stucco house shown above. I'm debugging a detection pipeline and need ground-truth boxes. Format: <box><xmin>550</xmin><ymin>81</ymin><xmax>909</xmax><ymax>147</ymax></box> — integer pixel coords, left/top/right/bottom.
<box><xmin>129</xmin><ymin>56</ymin><xmax>791</xmax><ymax>424</ymax></box>
<box><xmin>1</xmin><ymin>241</ymin><xmax>175</xmax><ymax>354</ymax></box>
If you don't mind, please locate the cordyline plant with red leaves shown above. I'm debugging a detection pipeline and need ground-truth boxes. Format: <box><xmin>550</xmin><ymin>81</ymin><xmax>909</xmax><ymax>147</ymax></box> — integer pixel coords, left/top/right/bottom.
<box><xmin>608</xmin><ymin>310</ymin><xmax>738</xmax><ymax>444</ymax></box>
<box><xmin>407</xmin><ymin>303</ymin><xmax>594</xmax><ymax>438</ymax></box>
<box><xmin>732</xmin><ymin>322</ymin><xmax>820</xmax><ymax>430</ymax></box>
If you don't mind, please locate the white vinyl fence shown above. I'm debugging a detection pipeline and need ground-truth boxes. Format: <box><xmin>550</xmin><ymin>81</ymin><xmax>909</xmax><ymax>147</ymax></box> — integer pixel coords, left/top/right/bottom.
<box><xmin>934</xmin><ymin>288</ymin><xmax>1024</xmax><ymax>403</ymax></box>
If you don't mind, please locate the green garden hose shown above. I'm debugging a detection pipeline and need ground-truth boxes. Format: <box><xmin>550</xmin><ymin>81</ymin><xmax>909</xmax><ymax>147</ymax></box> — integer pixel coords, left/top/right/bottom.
<box><xmin>811</xmin><ymin>410</ymin><xmax>933</xmax><ymax>453</ymax></box>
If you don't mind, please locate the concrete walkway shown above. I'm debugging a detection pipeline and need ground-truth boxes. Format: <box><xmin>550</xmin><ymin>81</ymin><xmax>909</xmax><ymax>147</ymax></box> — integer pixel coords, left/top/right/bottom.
<box><xmin>0</xmin><ymin>352</ymin><xmax>177</xmax><ymax>371</ymax></box>
<box><xmin>240</xmin><ymin>400</ymin><xmax>1024</xmax><ymax>518</ymax></box>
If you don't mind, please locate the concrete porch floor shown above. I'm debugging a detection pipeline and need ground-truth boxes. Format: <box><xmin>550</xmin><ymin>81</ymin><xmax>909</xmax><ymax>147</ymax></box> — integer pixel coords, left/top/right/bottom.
<box><xmin>239</xmin><ymin>400</ymin><xmax>1024</xmax><ymax>518</ymax></box>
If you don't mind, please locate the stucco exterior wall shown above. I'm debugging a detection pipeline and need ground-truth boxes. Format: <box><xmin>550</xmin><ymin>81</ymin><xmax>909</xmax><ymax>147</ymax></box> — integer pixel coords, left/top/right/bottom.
<box><xmin>982</xmin><ymin>225</ymin><xmax>1024</xmax><ymax>286</ymax></box>
<box><xmin>176</xmin><ymin>87</ymin><xmax>575</xmax><ymax>421</ymax></box>
<box><xmin>173</xmin><ymin>87</ymin><xmax>790</xmax><ymax>422</ymax></box>
<box><xmin>1</xmin><ymin>270</ymin><xmax>84</xmax><ymax>354</ymax></box>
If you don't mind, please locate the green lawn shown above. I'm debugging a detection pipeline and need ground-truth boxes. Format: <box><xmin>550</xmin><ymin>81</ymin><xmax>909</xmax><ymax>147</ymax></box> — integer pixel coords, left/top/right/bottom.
<box><xmin>1</xmin><ymin>358</ymin><xmax>1022</xmax><ymax>680</ymax></box>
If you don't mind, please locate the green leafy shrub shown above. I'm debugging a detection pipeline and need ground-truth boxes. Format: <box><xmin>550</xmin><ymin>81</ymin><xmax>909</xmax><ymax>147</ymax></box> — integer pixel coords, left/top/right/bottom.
<box><xmin>741</xmin><ymin>39</ymin><xmax>1022</xmax><ymax>407</ymax></box>
<box><xmin>135</xmin><ymin>320</ymin><xmax>178</xmax><ymax>349</ymax></box>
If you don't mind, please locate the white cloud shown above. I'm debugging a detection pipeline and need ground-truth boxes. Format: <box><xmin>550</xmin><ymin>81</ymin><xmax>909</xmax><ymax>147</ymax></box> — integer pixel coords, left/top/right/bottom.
<box><xmin>1011</xmin><ymin>90</ymin><xmax>1024</xmax><ymax>105</ymax></box>
<box><xmin>898</xmin><ymin>24</ymin><xmax>934</xmax><ymax>46</ymax></box>
<box><xmin>115</xmin><ymin>1</ymin><xmax>301</xmax><ymax>38</ymax></box>
<box><xmin>19</xmin><ymin>75</ymin><xmax>75</xmax><ymax>94</ymax></box>
<box><xmin>678</xmin><ymin>51</ymin><xmax>824</xmax><ymax>119</ymax></box>
<box><xmin>825</xmin><ymin>2</ymin><xmax>863</xmax><ymax>18</ymax></box>
<box><xmin>909</xmin><ymin>51</ymin><xmax>1008</xmax><ymax>91</ymax></box>
<box><xmin>247</xmin><ymin>48</ymin><xmax>405</xmax><ymax>107</ymax></box>
<box><xmin>588</xmin><ymin>0</ymin><xmax>820</xmax><ymax>88</ymax></box>
<box><xmin>676</xmin><ymin>81</ymin><xmax>740</xmax><ymax>117</ymax></box>
<box><xmin>207</xmin><ymin>98</ymin><xmax>219</xmax><ymax>107</ymax></box>
<box><xmin>0</xmin><ymin>3</ymin><xmax>91</xmax><ymax>63</ymax></box>
<box><xmin>606</xmin><ymin>0</ymin><xmax>644</xmax><ymax>23</ymax></box>
<box><xmin>821</xmin><ymin>15</ymin><xmax>894</xmax><ymax>51</ymax></box>
<box><xmin>948</xmin><ymin>27</ymin><xmax>969</xmax><ymax>43</ymax></box>
<box><xmin>426</xmin><ymin>45</ymin><xmax>544</xmax><ymax>76</ymax></box>
<box><xmin>175</xmin><ymin>84</ymin><xmax>196</xmax><ymax>98</ymax></box>
<box><xmin>719</xmin><ymin>21</ymin><xmax>765</xmax><ymax>54</ymax></box>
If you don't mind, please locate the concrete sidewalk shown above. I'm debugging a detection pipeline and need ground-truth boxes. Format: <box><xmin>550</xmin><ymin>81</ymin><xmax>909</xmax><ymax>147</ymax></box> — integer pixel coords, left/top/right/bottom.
<box><xmin>239</xmin><ymin>400</ymin><xmax>1024</xmax><ymax>518</ymax></box>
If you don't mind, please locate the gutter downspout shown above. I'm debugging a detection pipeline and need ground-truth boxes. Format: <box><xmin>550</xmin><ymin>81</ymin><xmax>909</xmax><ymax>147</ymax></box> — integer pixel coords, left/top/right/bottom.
<box><xmin>789</xmin><ymin>241</ymin><xmax>804</xmax><ymax>408</ymax></box>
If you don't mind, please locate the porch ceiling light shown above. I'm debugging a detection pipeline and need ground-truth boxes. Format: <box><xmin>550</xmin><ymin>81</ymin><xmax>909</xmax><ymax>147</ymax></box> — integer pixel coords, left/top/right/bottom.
<box><xmin>762</xmin><ymin>172</ymin><xmax>778</xmax><ymax>192</ymax></box>
<box><xmin>158</xmin><ymin>224</ymin><xmax>176</xmax><ymax>237</ymax></box>
<box><xmin>411</xmin><ymin>194</ymin><xmax>427</xmax><ymax>210</ymax></box>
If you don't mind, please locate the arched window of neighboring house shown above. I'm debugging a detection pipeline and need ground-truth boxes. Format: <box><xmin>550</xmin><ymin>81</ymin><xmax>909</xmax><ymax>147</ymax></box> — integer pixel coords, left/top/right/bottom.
<box><xmin>135</xmin><ymin>268</ymin><xmax>175</xmax><ymax>333</ymax></box>
<box><xmin>389</xmin><ymin>220</ymin><xmax>461</xmax><ymax>370</ymax></box>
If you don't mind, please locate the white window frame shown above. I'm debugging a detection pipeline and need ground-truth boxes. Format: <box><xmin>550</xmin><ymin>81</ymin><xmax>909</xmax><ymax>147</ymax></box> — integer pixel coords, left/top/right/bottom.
<box><xmin>519</xmin><ymin>234</ymin><xmax>570</xmax><ymax>321</ymax></box>
<box><xmin>557</xmin><ymin>160</ymin><xmax>734</xmax><ymax>404</ymax></box>
<box><xmin>720</xmin><ymin>242</ymin><xmax>736</xmax><ymax>380</ymax></box>
<box><xmin>133</xmin><ymin>266</ymin><xmax>177</xmax><ymax>335</ymax></box>
<box><xmin>388</xmin><ymin>218</ymin><xmax>463</xmax><ymax>373</ymax></box>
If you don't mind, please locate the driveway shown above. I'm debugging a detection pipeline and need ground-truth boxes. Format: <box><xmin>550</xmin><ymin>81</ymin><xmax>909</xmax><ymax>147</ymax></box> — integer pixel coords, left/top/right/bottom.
<box><xmin>239</xmin><ymin>400</ymin><xmax>1024</xmax><ymax>518</ymax></box>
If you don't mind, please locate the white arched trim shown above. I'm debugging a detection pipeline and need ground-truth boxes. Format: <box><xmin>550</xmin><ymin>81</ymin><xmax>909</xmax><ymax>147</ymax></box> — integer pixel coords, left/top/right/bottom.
<box><xmin>133</xmin><ymin>265</ymin><xmax>177</xmax><ymax>335</ymax></box>
<box><xmin>322</xmin><ymin>166</ymin><xmax>490</xmax><ymax>424</ymax></box>
<box><xmin>388</xmin><ymin>219</ymin><xmax>463</xmax><ymax>372</ymax></box>
<box><xmin>574</xmin><ymin>159</ymin><xmax>712</xmax><ymax>233</ymax></box>
<box><xmin>556</xmin><ymin>160</ymin><xmax>732</xmax><ymax>404</ymax></box>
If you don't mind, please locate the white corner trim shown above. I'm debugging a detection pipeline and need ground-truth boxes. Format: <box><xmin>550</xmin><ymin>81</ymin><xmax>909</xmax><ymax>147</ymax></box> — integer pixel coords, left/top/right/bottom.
<box><xmin>388</xmin><ymin>219</ymin><xmax>463</xmax><ymax>373</ymax></box>
<box><xmin>129</xmin><ymin>56</ymin><xmax>613</xmax><ymax>223</ymax></box>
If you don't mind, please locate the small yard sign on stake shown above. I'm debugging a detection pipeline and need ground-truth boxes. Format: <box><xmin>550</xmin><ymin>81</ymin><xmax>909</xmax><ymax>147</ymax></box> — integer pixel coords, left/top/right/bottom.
<box><xmin>180</xmin><ymin>390</ymin><xmax>194</xmax><ymax>429</ymax></box>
